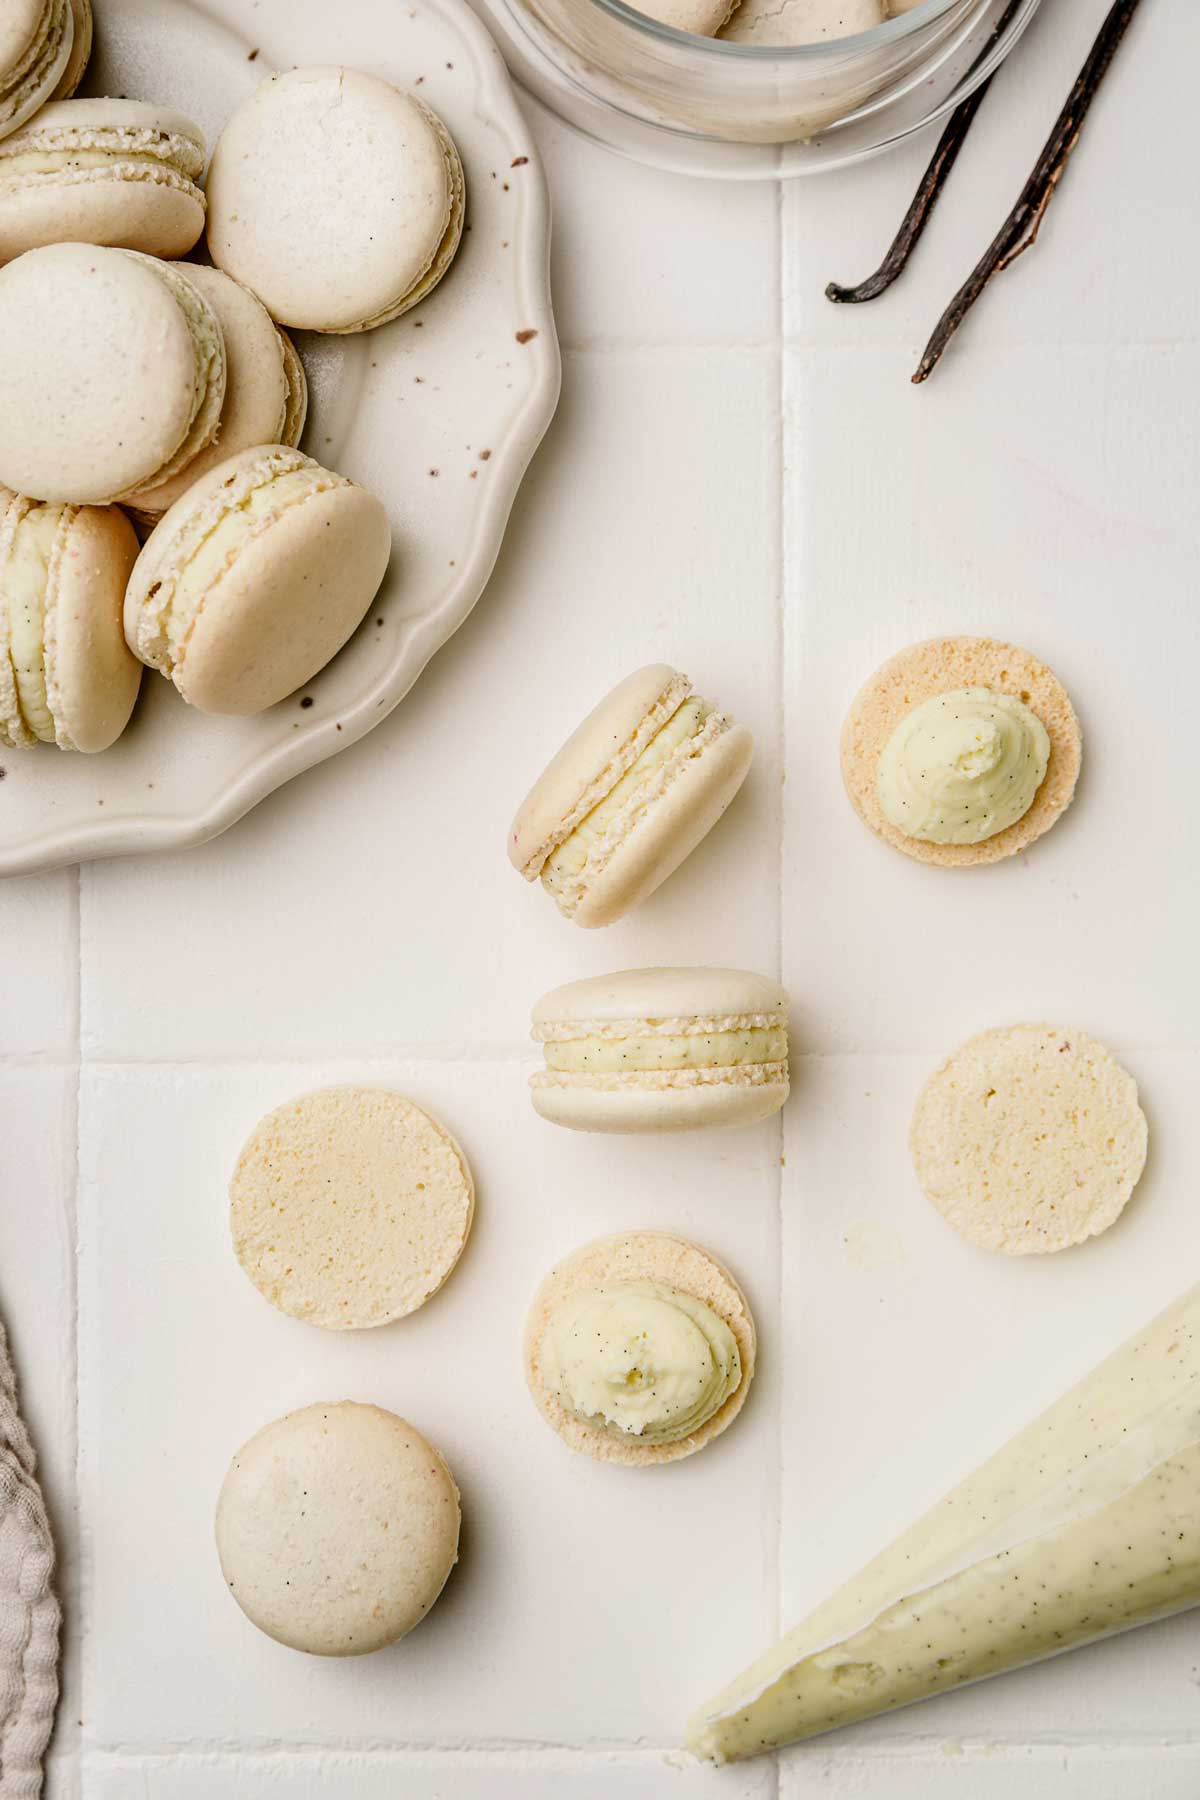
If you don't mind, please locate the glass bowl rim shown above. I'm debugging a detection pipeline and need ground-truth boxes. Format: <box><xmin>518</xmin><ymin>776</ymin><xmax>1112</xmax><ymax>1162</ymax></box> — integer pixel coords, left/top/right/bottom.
<box><xmin>577</xmin><ymin>0</ymin><xmax>969</xmax><ymax>61</ymax></box>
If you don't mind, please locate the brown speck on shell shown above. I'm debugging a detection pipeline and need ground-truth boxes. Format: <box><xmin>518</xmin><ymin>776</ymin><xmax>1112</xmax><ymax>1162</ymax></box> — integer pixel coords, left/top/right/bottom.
<box><xmin>300</xmin><ymin>696</ymin><xmax>313</xmax><ymax>709</ymax></box>
<box><xmin>512</xmin><ymin>155</ymin><xmax>529</xmax><ymax>167</ymax></box>
<box><xmin>516</xmin><ymin>329</ymin><xmax>538</xmax><ymax>344</ymax></box>
<box><xmin>247</xmin><ymin>47</ymin><xmax>260</xmax><ymax>60</ymax></box>
<box><xmin>478</xmin><ymin>448</ymin><xmax>492</xmax><ymax>461</ymax></box>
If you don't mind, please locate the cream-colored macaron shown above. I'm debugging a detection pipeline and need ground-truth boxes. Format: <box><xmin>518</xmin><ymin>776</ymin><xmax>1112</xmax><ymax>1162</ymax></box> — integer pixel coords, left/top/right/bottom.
<box><xmin>124</xmin><ymin>445</ymin><xmax>391</xmax><ymax>715</ymax></box>
<box><xmin>510</xmin><ymin>664</ymin><xmax>754</xmax><ymax>928</ymax></box>
<box><xmin>0</xmin><ymin>100</ymin><xmax>206</xmax><ymax>266</ymax></box>
<box><xmin>130</xmin><ymin>264</ymin><xmax>307</xmax><ymax>519</ymax></box>
<box><xmin>230</xmin><ymin>1087</ymin><xmax>475</xmax><ymax>1330</ymax></box>
<box><xmin>0</xmin><ymin>486</ymin><xmax>141</xmax><ymax>750</ymax></box>
<box><xmin>720</xmin><ymin>0</ymin><xmax>884</xmax><ymax>45</ymax></box>
<box><xmin>51</xmin><ymin>0</ymin><xmax>90</xmax><ymax>99</ymax></box>
<box><xmin>206</xmin><ymin>67</ymin><xmax>465</xmax><ymax>334</ymax></box>
<box><xmin>841</xmin><ymin>636</ymin><xmax>1082</xmax><ymax>868</ymax></box>
<box><xmin>0</xmin><ymin>244</ymin><xmax>226</xmax><ymax>504</ymax></box>
<box><xmin>216</xmin><ymin>1402</ymin><xmax>461</xmax><ymax>1655</ymax></box>
<box><xmin>0</xmin><ymin>0</ymin><xmax>73</xmax><ymax>144</ymax></box>
<box><xmin>530</xmin><ymin>966</ymin><xmax>789</xmax><ymax>1133</ymax></box>
<box><xmin>524</xmin><ymin>1232</ymin><xmax>756</xmax><ymax>1466</ymax></box>
<box><xmin>911</xmin><ymin>1023</ymin><xmax>1148</xmax><ymax>1255</ymax></box>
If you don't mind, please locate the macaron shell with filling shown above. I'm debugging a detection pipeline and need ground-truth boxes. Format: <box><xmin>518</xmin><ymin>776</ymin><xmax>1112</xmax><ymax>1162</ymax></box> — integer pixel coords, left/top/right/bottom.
<box><xmin>840</xmin><ymin>636</ymin><xmax>1082</xmax><ymax>868</ymax></box>
<box><xmin>129</xmin><ymin>263</ymin><xmax>293</xmax><ymax>516</ymax></box>
<box><xmin>45</xmin><ymin>501</ymin><xmax>141</xmax><ymax>750</ymax></box>
<box><xmin>52</xmin><ymin>0</ymin><xmax>91</xmax><ymax>98</ymax></box>
<box><xmin>524</xmin><ymin>1232</ymin><xmax>756</xmax><ymax>1466</ymax></box>
<box><xmin>0</xmin><ymin>242</ymin><xmax>219</xmax><ymax>502</ymax></box>
<box><xmin>0</xmin><ymin>100</ymin><xmax>206</xmax><ymax>265</ymax></box>
<box><xmin>510</xmin><ymin>663</ymin><xmax>688</xmax><ymax>877</ymax></box>
<box><xmin>205</xmin><ymin>67</ymin><xmax>463</xmax><ymax>333</ymax></box>
<box><xmin>0</xmin><ymin>0</ymin><xmax>73</xmax><ymax>142</ymax></box>
<box><xmin>570</xmin><ymin>719</ymin><xmax>754</xmax><ymax>928</ymax></box>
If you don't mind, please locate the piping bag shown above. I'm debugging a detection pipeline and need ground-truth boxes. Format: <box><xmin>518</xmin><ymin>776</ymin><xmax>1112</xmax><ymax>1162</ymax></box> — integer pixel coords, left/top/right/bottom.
<box><xmin>687</xmin><ymin>1280</ymin><xmax>1200</xmax><ymax>1762</ymax></box>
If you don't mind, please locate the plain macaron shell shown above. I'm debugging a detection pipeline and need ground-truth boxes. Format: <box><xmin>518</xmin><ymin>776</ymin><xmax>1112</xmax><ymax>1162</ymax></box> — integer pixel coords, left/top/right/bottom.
<box><xmin>124</xmin><ymin>446</ymin><xmax>392</xmax><ymax>715</ymax></box>
<box><xmin>0</xmin><ymin>243</ymin><xmax>226</xmax><ymax>503</ymax></box>
<box><xmin>0</xmin><ymin>99</ymin><xmax>206</xmax><ymax>265</ymax></box>
<box><xmin>531</xmin><ymin>966</ymin><xmax>790</xmax><ymax>1133</ymax></box>
<box><xmin>215</xmin><ymin>1402</ymin><xmax>461</xmax><ymax>1656</ymax></box>
<box><xmin>130</xmin><ymin>263</ymin><xmax>304</xmax><ymax>517</ymax></box>
<box><xmin>0</xmin><ymin>0</ymin><xmax>73</xmax><ymax>143</ymax></box>
<box><xmin>205</xmin><ymin>66</ymin><xmax>465</xmax><ymax>333</ymax></box>
<box><xmin>0</xmin><ymin>489</ymin><xmax>141</xmax><ymax>751</ymax></box>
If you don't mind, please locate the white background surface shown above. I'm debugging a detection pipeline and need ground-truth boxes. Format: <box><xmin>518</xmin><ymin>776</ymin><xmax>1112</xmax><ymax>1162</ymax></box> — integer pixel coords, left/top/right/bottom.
<box><xmin>3</xmin><ymin>0</ymin><xmax>1198</xmax><ymax>1795</ymax></box>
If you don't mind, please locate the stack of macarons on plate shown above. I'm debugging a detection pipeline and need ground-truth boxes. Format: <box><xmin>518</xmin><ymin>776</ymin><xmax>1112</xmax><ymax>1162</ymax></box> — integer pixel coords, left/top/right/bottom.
<box><xmin>0</xmin><ymin>0</ymin><xmax>558</xmax><ymax>877</ymax></box>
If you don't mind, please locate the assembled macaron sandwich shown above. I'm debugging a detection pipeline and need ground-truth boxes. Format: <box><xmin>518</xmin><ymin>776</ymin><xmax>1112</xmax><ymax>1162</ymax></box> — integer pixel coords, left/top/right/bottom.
<box><xmin>0</xmin><ymin>486</ymin><xmax>140</xmax><ymax>751</ymax></box>
<box><xmin>510</xmin><ymin>664</ymin><xmax>754</xmax><ymax>928</ymax></box>
<box><xmin>530</xmin><ymin>966</ymin><xmax>789</xmax><ymax>1132</ymax></box>
<box><xmin>0</xmin><ymin>0</ymin><xmax>75</xmax><ymax>144</ymax></box>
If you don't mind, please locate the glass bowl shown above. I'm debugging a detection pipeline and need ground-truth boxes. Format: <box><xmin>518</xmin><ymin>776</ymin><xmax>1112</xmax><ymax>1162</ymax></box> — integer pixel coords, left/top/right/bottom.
<box><xmin>474</xmin><ymin>0</ymin><xmax>1042</xmax><ymax>177</ymax></box>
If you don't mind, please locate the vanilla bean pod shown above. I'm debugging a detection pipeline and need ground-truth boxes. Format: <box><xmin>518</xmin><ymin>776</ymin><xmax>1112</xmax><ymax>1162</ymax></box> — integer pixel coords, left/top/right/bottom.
<box><xmin>913</xmin><ymin>0</ymin><xmax>1145</xmax><ymax>383</ymax></box>
<box><xmin>826</xmin><ymin>0</ymin><xmax>1026</xmax><ymax>306</ymax></box>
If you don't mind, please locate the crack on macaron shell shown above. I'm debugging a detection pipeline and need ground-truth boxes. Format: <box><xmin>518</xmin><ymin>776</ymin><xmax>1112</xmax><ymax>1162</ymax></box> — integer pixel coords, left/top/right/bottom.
<box><xmin>128</xmin><ymin>451</ymin><xmax>347</xmax><ymax>679</ymax></box>
<box><xmin>114</xmin><ymin>255</ymin><xmax>226</xmax><ymax>501</ymax></box>
<box><xmin>518</xmin><ymin>670</ymin><xmax>693</xmax><ymax>880</ymax></box>
<box><xmin>545</xmin><ymin>708</ymin><xmax>735</xmax><ymax>919</ymax></box>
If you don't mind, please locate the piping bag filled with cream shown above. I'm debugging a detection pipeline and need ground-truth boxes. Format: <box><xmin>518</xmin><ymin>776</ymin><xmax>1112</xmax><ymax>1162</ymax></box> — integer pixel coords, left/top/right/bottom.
<box><xmin>687</xmin><ymin>1280</ymin><xmax>1200</xmax><ymax>1762</ymax></box>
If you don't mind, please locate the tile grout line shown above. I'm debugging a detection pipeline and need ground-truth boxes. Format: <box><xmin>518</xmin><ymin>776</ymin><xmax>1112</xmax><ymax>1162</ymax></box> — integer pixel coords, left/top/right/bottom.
<box><xmin>769</xmin><ymin>173</ymin><xmax>785</xmax><ymax>1800</ymax></box>
<box><xmin>62</xmin><ymin>862</ymin><xmax>83</xmax><ymax>1794</ymax></box>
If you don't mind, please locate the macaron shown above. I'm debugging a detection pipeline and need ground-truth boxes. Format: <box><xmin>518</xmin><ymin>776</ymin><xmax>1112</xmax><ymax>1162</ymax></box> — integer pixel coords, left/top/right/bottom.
<box><xmin>720</xmin><ymin>0</ymin><xmax>884</xmax><ymax>44</ymax></box>
<box><xmin>0</xmin><ymin>486</ymin><xmax>141</xmax><ymax>751</ymax></box>
<box><xmin>911</xmin><ymin>1023</ymin><xmax>1148</xmax><ymax>1256</ymax></box>
<box><xmin>510</xmin><ymin>664</ymin><xmax>754</xmax><ymax>928</ymax></box>
<box><xmin>216</xmin><ymin>1402</ymin><xmax>461</xmax><ymax>1656</ymax></box>
<box><xmin>230</xmin><ymin>1087</ymin><xmax>475</xmax><ymax>1330</ymax></box>
<box><xmin>0</xmin><ymin>243</ymin><xmax>226</xmax><ymax>504</ymax></box>
<box><xmin>524</xmin><ymin>1232</ymin><xmax>756</xmax><ymax>1466</ymax></box>
<box><xmin>129</xmin><ymin>264</ymin><xmax>307</xmax><ymax>519</ymax></box>
<box><xmin>124</xmin><ymin>445</ymin><xmax>392</xmax><ymax>715</ymax></box>
<box><xmin>841</xmin><ymin>636</ymin><xmax>1082</xmax><ymax>868</ymax></box>
<box><xmin>0</xmin><ymin>100</ymin><xmax>206</xmax><ymax>266</ymax></box>
<box><xmin>206</xmin><ymin>67</ymin><xmax>465</xmax><ymax>333</ymax></box>
<box><xmin>530</xmin><ymin>966</ymin><xmax>789</xmax><ymax>1133</ymax></box>
<box><xmin>51</xmin><ymin>0</ymin><xmax>91</xmax><ymax>100</ymax></box>
<box><xmin>0</xmin><ymin>0</ymin><xmax>73</xmax><ymax>144</ymax></box>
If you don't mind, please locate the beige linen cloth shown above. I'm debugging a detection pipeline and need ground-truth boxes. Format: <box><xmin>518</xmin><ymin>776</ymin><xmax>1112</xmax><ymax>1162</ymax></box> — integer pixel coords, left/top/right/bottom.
<box><xmin>0</xmin><ymin>1319</ymin><xmax>58</xmax><ymax>1800</ymax></box>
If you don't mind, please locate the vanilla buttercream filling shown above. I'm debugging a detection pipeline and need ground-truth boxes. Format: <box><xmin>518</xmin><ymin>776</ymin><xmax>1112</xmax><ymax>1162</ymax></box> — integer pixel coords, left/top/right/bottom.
<box><xmin>0</xmin><ymin>133</ymin><xmax>205</xmax><ymax>188</ymax></box>
<box><xmin>542</xmin><ymin>697</ymin><xmax>714</xmax><ymax>901</ymax></box>
<box><xmin>544</xmin><ymin>1025</ymin><xmax>788</xmax><ymax>1074</ymax></box>
<box><xmin>877</xmin><ymin>686</ymin><xmax>1050</xmax><ymax>846</ymax></box>
<box><xmin>540</xmin><ymin>1281</ymin><xmax>740</xmax><ymax>1445</ymax></box>
<box><xmin>3</xmin><ymin>504</ymin><xmax>67</xmax><ymax>743</ymax></box>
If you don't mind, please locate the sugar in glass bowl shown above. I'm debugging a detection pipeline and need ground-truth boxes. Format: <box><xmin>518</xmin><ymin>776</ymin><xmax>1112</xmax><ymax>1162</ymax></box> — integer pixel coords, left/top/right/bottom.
<box><xmin>480</xmin><ymin>0</ymin><xmax>1042</xmax><ymax>177</ymax></box>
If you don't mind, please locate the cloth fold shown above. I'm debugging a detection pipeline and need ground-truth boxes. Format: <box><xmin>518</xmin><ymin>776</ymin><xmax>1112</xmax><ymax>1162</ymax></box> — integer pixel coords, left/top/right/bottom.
<box><xmin>0</xmin><ymin>1319</ymin><xmax>59</xmax><ymax>1800</ymax></box>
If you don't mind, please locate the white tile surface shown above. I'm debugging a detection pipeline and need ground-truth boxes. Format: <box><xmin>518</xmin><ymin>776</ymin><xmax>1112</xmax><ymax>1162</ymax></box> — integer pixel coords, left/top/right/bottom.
<box><xmin>10</xmin><ymin>0</ymin><xmax>1200</xmax><ymax>1792</ymax></box>
<box><xmin>0</xmin><ymin>871</ymin><xmax>76</xmax><ymax>1060</ymax></box>
<box><xmin>78</xmin><ymin>1061</ymin><xmax>780</xmax><ymax>1750</ymax></box>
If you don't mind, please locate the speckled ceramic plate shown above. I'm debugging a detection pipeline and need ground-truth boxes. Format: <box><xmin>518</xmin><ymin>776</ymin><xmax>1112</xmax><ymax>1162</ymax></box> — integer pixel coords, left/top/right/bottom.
<box><xmin>0</xmin><ymin>0</ymin><xmax>559</xmax><ymax>877</ymax></box>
